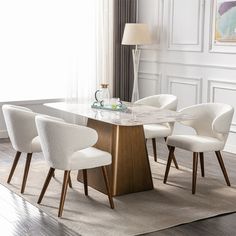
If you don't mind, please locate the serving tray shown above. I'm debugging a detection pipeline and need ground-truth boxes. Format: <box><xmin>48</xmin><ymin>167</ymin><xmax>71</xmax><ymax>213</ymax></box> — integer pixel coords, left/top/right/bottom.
<box><xmin>91</xmin><ymin>103</ymin><xmax>127</xmax><ymax>111</ymax></box>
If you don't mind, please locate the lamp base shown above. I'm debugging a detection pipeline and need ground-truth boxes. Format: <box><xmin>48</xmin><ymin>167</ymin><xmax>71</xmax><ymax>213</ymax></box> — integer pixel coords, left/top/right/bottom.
<box><xmin>131</xmin><ymin>48</ymin><xmax>141</xmax><ymax>103</ymax></box>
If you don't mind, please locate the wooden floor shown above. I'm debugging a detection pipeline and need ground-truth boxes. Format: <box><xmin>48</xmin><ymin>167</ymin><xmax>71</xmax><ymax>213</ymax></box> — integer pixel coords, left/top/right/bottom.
<box><xmin>0</xmin><ymin>139</ymin><xmax>80</xmax><ymax>236</ymax></box>
<box><xmin>0</xmin><ymin>184</ymin><xmax>79</xmax><ymax>236</ymax></box>
<box><xmin>1</xmin><ymin>138</ymin><xmax>236</xmax><ymax>235</ymax></box>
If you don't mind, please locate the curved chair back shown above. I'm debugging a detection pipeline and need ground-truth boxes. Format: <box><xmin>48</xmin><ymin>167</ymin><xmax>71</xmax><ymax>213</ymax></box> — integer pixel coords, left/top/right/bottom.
<box><xmin>135</xmin><ymin>94</ymin><xmax>178</xmax><ymax>111</ymax></box>
<box><xmin>135</xmin><ymin>94</ymin><xmax>178</xmax><ymax>131</ymax></box>
<box><xmin>179</xmin><ymin>103</ymin><xmax>234</xmax><ymax>143</ymax></box>
<box><xmin>35</xmin><ymin>115</ymin><xmax>98</xmax><ymax>170</ymax></box>
<box><xmin>2</xmin><ymin>105</ymin><xmax>38</xmax><ymax>153</ymax></box>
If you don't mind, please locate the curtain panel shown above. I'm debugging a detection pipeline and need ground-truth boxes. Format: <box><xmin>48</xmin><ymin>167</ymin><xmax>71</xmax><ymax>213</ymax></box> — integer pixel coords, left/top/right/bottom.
<box><xmin>66</xmin><ymin>0</ymin><xmax>114</xmax><ymax>104</ymax></box>
<box><xmin>113</xmin><ymin>0</ymin><xmax>137</xmax><ymax>102</ymax></box>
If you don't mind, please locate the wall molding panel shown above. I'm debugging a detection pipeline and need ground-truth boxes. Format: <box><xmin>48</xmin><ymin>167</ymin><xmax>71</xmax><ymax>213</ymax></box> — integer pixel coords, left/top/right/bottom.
<box><xmin>208</xmin><ymin>79</ymin><xmax>236</xmax><ymax>133</ymax></box>
<box><xmin>208</xmin><ymin>79</ymin><xmax>236</xmax><ymax>103</ymax></box>
<box><xmin>167</xmin><ymin>0</ymin><xmax>205</xmax><ymax>52</ymax></box>
<box><xmin>167</xmin><ymin>76</ymin><xmax>202</xmax><ymax>104</ymax></box>
<box><xmin>138</xmin><ymin>72</ymin><xmax>162</xmax><ymax>98</ymax></box>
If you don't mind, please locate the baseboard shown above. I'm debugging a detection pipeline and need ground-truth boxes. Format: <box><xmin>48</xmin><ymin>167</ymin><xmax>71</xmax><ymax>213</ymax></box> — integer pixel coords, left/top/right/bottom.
<box><xmin>224</xmin><ymin>144</ymin><xmax>236</xmax><ymax>154</ymax></box>
<box><xmin>0</xmin><ymin>130</ymin><xmax>8</xmax><ymax>139</ymax></box>
<box><xmin>0</xmin><ymin>98</ymin><xmax>63</xmax><ymax>106</ymax></box>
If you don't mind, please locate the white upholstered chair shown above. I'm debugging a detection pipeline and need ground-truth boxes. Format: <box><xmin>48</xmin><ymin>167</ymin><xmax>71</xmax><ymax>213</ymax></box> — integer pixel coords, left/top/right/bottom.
<box><xmin>135</xmin><ymin>94</ymin><xmax>179</xmax><ymax>168</ymax></box>
<box><xmin>2</xmin><ymin>105</ymin><xmax>42</xmax><ymax>193</ymax></box>
<box><xmin>35</xmin><ymin>115</ymin><xmax>114</xmax><ymax>217</ymax></box>
<box><xmin>164</xmin><ymin>103</ymin><xmax>234</xmax><ymax>194</ymax></box>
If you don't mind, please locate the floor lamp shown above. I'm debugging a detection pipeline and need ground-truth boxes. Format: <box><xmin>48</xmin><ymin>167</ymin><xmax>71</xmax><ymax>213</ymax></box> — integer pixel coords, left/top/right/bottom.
<box><xmin>122</xmin><ymin>23</ymin><xmax>151</xmax><ymax>102</ymax></box>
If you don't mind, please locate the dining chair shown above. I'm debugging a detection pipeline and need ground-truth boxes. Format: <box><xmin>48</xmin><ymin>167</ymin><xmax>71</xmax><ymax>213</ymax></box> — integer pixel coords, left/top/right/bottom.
<box><xmin>135</xmin><ymin>94</ymin><xmax>179</xmax><ymax>168</ymax></box>
<box><xmin>164</xmin><ymin>103</ymin><xmax>234</xmax><ymax>194</ymax></box>
<box><xmin>2</xmin><ymin>105</ymin><xmax>42</xmax><ymax>193</ymax></box>
<box><xmin>35</xmin><ymin>115</ymin><xmax>114</xmax><ymax>217</ymax></box>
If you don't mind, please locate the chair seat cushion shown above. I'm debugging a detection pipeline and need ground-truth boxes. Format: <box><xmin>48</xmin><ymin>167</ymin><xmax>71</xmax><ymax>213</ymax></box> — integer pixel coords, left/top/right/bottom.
<box><xmin>167</xmin><ymin>135</ymin><xmax>225</xmax><ymax>152</ymax></box>
<box><xmin>144</xmin><ymin>124</ymin><xmax>171</xmax><ymax>139</ymax></box>
<box><xmin>69</xmin><ymin>147</ymin><xmax>112</xmax><ymax>170</ymax></box>
<box><xmin>31</xmin><ymin>136</ymin><xmax>42</xmax><ymax>153</ymax></box>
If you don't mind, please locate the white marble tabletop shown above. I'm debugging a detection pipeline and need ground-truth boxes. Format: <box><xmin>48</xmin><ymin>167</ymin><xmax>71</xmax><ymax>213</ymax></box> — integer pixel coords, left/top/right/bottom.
<box><xmin>45</xmin><ymin>102</ymin><xmax>193</xmax><ymax>126</ymax></box>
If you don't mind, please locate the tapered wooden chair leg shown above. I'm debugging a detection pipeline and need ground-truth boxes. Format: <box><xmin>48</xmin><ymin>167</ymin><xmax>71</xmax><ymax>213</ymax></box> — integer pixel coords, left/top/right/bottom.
<box><xmin>102</xmin><ymin>166</ymin><xmax>114</xmax><ymax>209</ymax></box>
<box><xmin>172</xmin><ymin>156</ymin><xmax>179</xmax><ymax>169</ymax></box>
<box><xmin>7</xmin><ymin>151</ymin><xmax>21</xmax><ymax>183</ymax></box>
<box><xmin>38</xmin><ymin>168</ymin><xmax>55</xmax><ymax>204</ymax></box>
<box><xmin>164</xmin><ymin>137</ymin><xmax>179</xmax><ymax>169</ymax></box>
<box><xmin>192</xmin><ymin>152</ymin><xmax>198</xmax><ymax>194</ymax></box>
<box><xmin>199</xmin><ymin>152</ymin><xmax>205</xmax><ymax>177</ymax></box>
<box><xmin>164</xmin><ymin>146</ymin><xmax>175</xmax><ymax>183</ymax></box>
<box><xmin>58</xmin><ymin>170</ymin><xmax>70</xmax><ymax>217</ymax></box>
<box><xmin>215</xmin><ymin>151</ymin><xmax>231</xmax><ymax>186</ymax></box>
<box><xmin>152</xmin><ymin>138</ymin><xmax>157</xmax><ymax>162</ymax></box>
<box><xmin>68</xmin><ymin>174</ymin><xmax>72</xmax><ymax>188</ymax></box>
<box><xmin>83</xmin><ymin>169</ymin><xmax>88</xmax><ymax>196</ymax></box>
<box><xmin>21</xmin><ymin>153</ymin><xmax>32</xmax><ymax>194</ymax></box>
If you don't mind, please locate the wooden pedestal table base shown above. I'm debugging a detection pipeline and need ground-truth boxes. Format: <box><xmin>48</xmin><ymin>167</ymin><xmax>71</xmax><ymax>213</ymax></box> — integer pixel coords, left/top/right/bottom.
<box><xmin>77</xmin><ymin>118</ymin><xmax>153</xmax><ymax>196</ymax></box>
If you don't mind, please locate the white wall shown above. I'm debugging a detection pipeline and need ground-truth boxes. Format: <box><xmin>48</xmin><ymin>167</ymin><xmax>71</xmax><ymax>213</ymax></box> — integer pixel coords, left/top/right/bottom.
<box><xmin>1</xmin><ymin>0</ymin><xmax>236</xmax><ymax>153</ymax></box>
<box><xmin>137</xmin><ymin>0</ymin><xmax>236</xmax><ymax>153</ymax></box>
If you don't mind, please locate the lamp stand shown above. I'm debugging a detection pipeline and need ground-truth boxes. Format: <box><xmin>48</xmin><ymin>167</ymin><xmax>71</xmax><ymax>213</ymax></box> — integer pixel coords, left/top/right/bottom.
<box><xmin>131</xmin><ymin>45</ymin><xmax>141</xmax><ymax>102</ymax></box>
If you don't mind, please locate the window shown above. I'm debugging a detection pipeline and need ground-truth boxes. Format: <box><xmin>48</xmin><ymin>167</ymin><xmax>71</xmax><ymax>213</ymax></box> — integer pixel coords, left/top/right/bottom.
<box><xmin>0</xmin><ymin>0</ymin><xmax>96</xmax><ymax>101</ymax></box>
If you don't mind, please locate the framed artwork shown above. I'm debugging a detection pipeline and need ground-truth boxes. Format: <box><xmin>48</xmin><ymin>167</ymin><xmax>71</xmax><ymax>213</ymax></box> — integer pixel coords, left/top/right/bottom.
<box><xmin>213</xmin><ymin>0</ymin><xmax>236</xmax><ymax>45</ymax></box>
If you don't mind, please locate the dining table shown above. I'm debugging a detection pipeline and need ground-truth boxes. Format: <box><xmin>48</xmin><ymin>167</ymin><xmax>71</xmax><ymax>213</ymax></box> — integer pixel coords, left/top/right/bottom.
<box><xmin>45</xmin><ymin>101</ymin><xmax>192</xmax><ymax>196</ymax></box>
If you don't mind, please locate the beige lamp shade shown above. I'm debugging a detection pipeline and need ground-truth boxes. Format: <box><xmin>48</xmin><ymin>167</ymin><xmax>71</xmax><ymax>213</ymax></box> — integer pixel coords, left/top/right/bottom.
<box><xmin>122</xmin><ymin>23</ymin><xmax>151</xmax><ymax>45</ymax></box>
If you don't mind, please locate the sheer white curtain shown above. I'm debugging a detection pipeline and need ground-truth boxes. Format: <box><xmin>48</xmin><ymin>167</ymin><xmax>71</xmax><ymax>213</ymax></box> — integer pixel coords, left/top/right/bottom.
<box><xmin>0</xmin><ymin>0</ymin><xmax>113</xmax><ymax>102</ymax></box>
<box><xmin>66</xmin><ymin>0</ymin><xmax>114</xmax><ymax>104</ymax></box>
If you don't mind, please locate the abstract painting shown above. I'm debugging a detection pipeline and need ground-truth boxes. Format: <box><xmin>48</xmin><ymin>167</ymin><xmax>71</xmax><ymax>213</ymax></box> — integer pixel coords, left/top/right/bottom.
<box><xmin>214</xmin><ymin>0</ymin><xmax>236</xmax><ymax>43</ymax></box>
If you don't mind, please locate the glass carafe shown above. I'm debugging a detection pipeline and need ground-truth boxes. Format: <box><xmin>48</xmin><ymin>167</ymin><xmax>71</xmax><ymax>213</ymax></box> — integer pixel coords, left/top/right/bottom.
<box><xmin>95</xmin><ymin>84</ymin><xmax>110</xmax><ymax>106</ymax></box>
